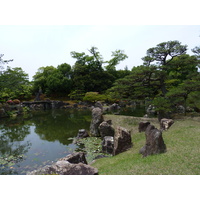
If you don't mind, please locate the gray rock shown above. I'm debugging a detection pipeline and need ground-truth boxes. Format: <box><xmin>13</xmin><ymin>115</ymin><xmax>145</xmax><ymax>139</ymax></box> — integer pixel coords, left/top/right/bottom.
<box><xmin>27</xmin><ymin>152</ymin><xmax>98</xmax><ymax>175</ymax></box>
<box><xmin>99</xmin><ymin>121</ymin><xmax>115</xmax><ymax>139</ymax></box>
<box><xmin>27</xmin><ymin>161</ymin><xmax>98</xmax><ymax>175</ymax></box>
<box><xmin>102</xmin><ymin>136</ymin><xmax>114</xmax><ymax>154</ymax></box>
<box><xmin>160</xmin><ymin>118</ymin><xmax>174</xmax><ymax>131</ymax></box>
<box><xmin>94</xmin><ymin>101</ymin><xmax>103</xmax><ymax>110</ymax></box>
<box><xmin>59</xmin><ymin>152</ymin><xmax>88</xmax><ymax>164</ymax></box>
<box><xmin>113</xmin><ymin>126</ymin><xmax>133</xmax><ymax>156</ymax></box>
<box><xmin>138</xmin><ymin>121</ymin><xmax>151</xmax><ymax>132</ymax></box>
<box><xmin>77</xmin><ymin>129</ymin><xmax>89</xmax><ymax>139</ymax></box>
<box><xmin>90</xmin><ymin>107</ymin><xmax>104</xmax><ymax>137</ymax></box>
<box><xmin>139</xmin><ymin>124</ymin><xmax>166</xmax><ymax>157</ymax></box>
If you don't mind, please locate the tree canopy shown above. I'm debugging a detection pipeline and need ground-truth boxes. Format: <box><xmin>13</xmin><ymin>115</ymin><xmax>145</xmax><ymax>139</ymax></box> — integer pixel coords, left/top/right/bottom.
<box><xmin>1</xmin><ymin>40</ymin><xmax>200</xmax><ymax>116</ymax></box>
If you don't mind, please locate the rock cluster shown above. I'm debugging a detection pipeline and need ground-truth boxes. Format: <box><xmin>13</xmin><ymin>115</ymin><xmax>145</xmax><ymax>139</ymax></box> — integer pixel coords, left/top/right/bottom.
<box><xmin>89</xmin><ymin>102</ymin><xmax>133</xmax><ymax>156</ymax></box>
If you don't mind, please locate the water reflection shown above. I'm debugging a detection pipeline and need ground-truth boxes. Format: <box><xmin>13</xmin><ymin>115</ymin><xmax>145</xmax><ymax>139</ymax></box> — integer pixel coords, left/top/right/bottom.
<box><xmin>32</xmin><ymin>109</ymin><xmax>91</xmax><ymax>145</ymax></box>
<box><xmin>0</xmin><ymin>109</ymin><xmax>91</xmax><ymax>175</ymax></box>
<box><xmin>0</xmin><ymin>118</ymin><xmax>32</xmax><ymax>174</ymax></box>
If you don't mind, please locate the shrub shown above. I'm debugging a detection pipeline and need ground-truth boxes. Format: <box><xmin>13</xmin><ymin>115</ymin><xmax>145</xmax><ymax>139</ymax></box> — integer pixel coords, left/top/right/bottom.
<box><xmin>83</xmin><ymin>92</ymin><xmax>108</xmax><ymax>103</ymax></box>
<box><xmin>7</xmin><ymin>100</ymin><xmax>13</xmax><ymax>105</ymax></box>
<box><xmin>13</xmin><ymin>99</ymin><xmax>21</xmax><ymax>104</ymax></box>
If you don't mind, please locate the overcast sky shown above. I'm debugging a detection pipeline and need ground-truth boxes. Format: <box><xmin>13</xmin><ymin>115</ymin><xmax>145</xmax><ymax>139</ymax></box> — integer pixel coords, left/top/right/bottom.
<box><xmin>1</xmin><ymin>25</ymin><xmax>200</xmax><ymax>80</ymax></box>
<box><xmin>1</xmin><ymin>1</ymin><xmax>200</xmax><ymax>81</ymax></box>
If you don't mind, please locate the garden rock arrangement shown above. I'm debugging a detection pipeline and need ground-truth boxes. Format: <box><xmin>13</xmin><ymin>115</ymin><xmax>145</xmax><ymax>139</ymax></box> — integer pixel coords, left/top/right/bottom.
<box><xmin>89</xmin><ymin>102</ymin><xmax>133</xmax><ymax>156</ymax></box>
<box><xmin>90</xmin><ymin>106</ymin><xmax>104</xmax><ymax>137</ymax></box>
<box><xmin>102</xmin><ymin>136</ymin><xmax>114</xmax><ymax>154</ymax></box>
<box><xmin>27</xmin><ymin>152</ymin><xmax>98</xmax><ymax>175</ymax></box>
<box><xmin>113</xmin><ymin>126</ymin><xmax>133</xmax><ymax>156</ymax></box>
<box><xmin>138</xmin><ymin>121</ymin><xmax>151</xmax><ymax>132</ymax></box>
<box><xmin>139</xmin><ymin>118</ymin><xmax>174</xmax><ymax>157</ymax></box>
<box><xmin>99</xmin><ymin>120</ymin><xmax>115</xmax><ymax>139</ymax></box>
<box><xmin>139</xmin><ymin>124</ymin><xmax>166</xmax><ymax>157</ymax></box>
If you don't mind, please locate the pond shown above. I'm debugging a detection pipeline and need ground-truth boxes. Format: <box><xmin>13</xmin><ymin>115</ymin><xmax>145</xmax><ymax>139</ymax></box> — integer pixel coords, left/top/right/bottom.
<box><xmin>0</xmin><ymin>106</ymin><xmax>146</xmax><ymax>175</ymax></box>
<box><xmin>0</xmin><ymin>109</ymin><xmax>92</xmax><ymax>175</ymax></box>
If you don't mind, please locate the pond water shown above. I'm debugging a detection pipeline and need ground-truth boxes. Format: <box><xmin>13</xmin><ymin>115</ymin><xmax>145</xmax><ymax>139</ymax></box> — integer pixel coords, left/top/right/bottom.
<box><xmin>0</xmin><ymin>106</ymin><xmax>146</xmax><ymax>175</ymax></box>
<box><xmin>0</xmin><ymin>109</ymin><xmax>91</xmax><ymax>175</ymax></box>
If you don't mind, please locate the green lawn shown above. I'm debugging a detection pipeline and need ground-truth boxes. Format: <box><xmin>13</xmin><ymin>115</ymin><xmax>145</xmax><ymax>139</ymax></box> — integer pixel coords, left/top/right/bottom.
<box><xmin>91</xmin><ymin>115</ymin><xmax>200</xmax><ymax>175</ymax></box>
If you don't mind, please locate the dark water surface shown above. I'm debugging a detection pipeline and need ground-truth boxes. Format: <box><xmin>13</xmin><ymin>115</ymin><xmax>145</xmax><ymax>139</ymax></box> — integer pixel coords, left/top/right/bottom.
<box><xmin>0</xmin><ymin>109</ymin><xmax>91</xmax><ymax>175</ymax></box>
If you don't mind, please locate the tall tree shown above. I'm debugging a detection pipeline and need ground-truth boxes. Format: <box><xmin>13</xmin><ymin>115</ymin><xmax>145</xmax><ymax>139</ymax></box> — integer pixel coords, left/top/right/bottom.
<box><xmin>0</xmin><ymin>67</ymin><xmax>32</xmax><ymax>100</ymax></box>
<box><xmin>142</xmin><ymin>40</ymin><xmax>188</xmax><ymax>96</ymax></box>
<box><xmin>33</xmin><ymin>64</ymin><xmax>72</xmax><ymax>97</ymax></box>
<box><xmin>71</xmin><ymin>47</ymin><xmax>127</xmax><ymax>93</ymax></box>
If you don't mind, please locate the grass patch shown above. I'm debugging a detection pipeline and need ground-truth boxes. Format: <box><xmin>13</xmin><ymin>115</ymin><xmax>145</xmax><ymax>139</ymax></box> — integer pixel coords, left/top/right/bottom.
<box><xmin>92</xmin><ymin>115</ymin><xmax>200</xmax><ymax>175</ymax></box>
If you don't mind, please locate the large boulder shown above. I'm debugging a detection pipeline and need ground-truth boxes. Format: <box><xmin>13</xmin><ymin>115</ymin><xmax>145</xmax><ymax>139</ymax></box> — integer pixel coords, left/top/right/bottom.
<box><xmin>138</xmin><ymin>121</ymin><xmax>151</xmax><ymax>132</ymax></box>
<box><xmin>59</xmin><ymin>152</ymin><xmax>88</xmax><ymax>164</ymax></box>
<box><xmin>27</xmin><ymin>161</ymin><xmax>98</xmax><ymax>175</ymax></box>
<box><xmin>139</xmin><ymin>124</ymin><xmax>166</xmax><ymax>157</ymax></box>
<box><xmin>90</xmin><ymin>107</ymin><xmax>104</xmax><ymax>137</ymax></box>
<box><xmin>113</xmin><ymin>126</ymin><xmax>133</xmax><ymax>156</ymax></box>
<box><xmin>27</xmin><ymin>152</ymin><xmax>98</xmax><ymax>175</ymax></box>
<box><xmin>102</xmin><ymin>136</ymin><xmax>114</xmax><ymax>154</ymax></box>
<box><xmin>160</xmin><ymin>118</ymin><xmax>174</xmax><ymax>131</ymax></box>
<box><xmin>99</xmin><ymin>120</ymin><xmax>115</xmax><ymax>139</ymax></box>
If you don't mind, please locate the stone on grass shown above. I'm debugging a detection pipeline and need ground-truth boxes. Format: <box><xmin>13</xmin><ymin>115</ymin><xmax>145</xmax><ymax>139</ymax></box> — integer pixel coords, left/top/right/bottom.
<box><xmin>139</xmin><ymin>124</ymin><xmax>166</xmax><ymax>157</ymax></box>
<box><xmin>138</xmin><ymin>121</ymin><xmax>151</xmax><ymax>132</ymax></box>
<box><xmin>160</xmin><ymin>118</ymin><xmax>174</xmax><ymax>131</ymax></box>
<box><xmin>113</xmin><ymin>126</ymin><xmax>133</xmax><ymax>156</ymax></box>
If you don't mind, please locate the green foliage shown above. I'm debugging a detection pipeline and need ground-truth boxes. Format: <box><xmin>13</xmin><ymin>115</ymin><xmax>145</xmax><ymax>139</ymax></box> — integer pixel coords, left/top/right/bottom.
<box><xmin>187</xmin><ymin>91</ymin><xmax>200</xmax><ymax>111</ymax></box>
<box><xmin>71</xmin><ymin>47</ymin><xmax>128</xmax><ymax>94</ymax></box>
<box><xmin>33</xmin><ymin>64</ymin><xmax>72</xmax><ymax>97</ymax></box>
<box><xmin>83</xmin><ymin>92</ymin><xmax>108</xmax><ymax>103</ymax></box>
<box><xmin>107</xmin><ymin>41</ymin><xmax>200</xmax><ymax>116</ymax></box>
<box><xmin>0</xmin><ymin>67</ymin><xmax>32</xmax><ymax>100</ymax></box>
<box><xmin>68</xmin><ymin>90</ymin><xmax>85</xmax><ymax>101</ymax></box>
<box><xmin>152</xmin><ymin>97</ymin><xmax>171</xmax><ymax>112</ymax></box>
<box><xmin>142</xmin><ymin>40</ymin><xmax>187</xmax><ymax>66</ymax></box>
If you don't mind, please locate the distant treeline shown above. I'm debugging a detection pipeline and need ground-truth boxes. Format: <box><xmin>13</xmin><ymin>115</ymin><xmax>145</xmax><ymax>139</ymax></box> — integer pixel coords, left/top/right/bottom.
<box><xmin>1</xmin><ymin>41</ymin><xmax>200</xmax><ymax>116</ymax></box>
